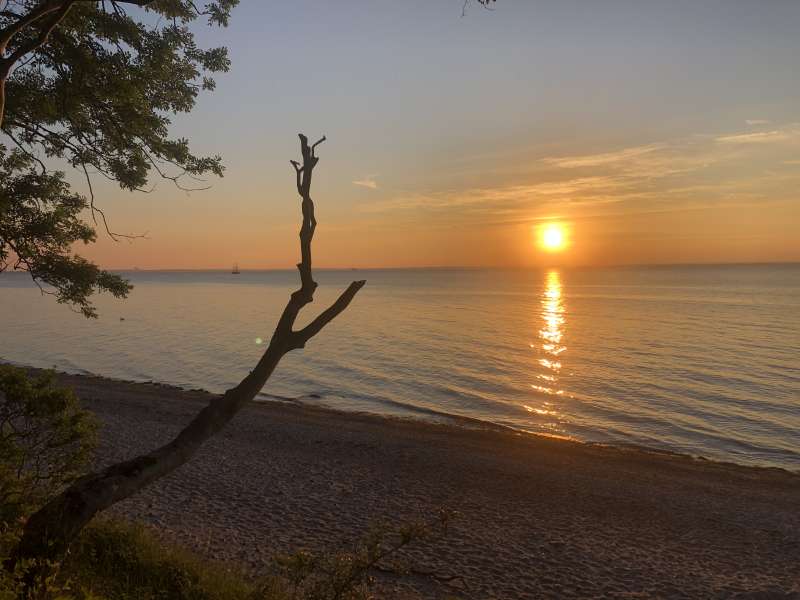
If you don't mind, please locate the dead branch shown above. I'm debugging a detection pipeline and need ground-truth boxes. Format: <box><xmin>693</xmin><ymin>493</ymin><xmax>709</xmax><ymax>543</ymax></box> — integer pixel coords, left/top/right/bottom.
<box><xmin>11</xmin><ymin>134</ymin><xmax>366</xmax><ymax>567</ymax></box>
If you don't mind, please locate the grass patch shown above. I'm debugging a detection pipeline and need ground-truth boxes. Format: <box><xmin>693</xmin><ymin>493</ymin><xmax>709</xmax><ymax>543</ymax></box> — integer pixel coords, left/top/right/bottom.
<box><xmin>3</xmin><ymin>513</ymin><xmax>452</xmax><ymax>598</ymax></box>
<box><xmin>61</xmin><ymin>519</ymin><xmax>257</xmax><ymax>600</ymax></box>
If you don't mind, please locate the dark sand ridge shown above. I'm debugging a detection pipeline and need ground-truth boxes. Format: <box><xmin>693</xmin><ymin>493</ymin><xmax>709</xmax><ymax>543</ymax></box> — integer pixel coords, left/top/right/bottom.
<box><xmin>27</xmin><ymin>370</ymin><xmax>800</xmax><ymax>598</ymax></box>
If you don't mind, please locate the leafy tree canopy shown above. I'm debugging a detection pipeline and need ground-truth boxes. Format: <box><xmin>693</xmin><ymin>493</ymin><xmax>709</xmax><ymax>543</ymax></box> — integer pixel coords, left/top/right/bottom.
<box><xmin>0</xmin><ymin>0</ymin><xmax>237</xmax><ymax>317</ymax></box>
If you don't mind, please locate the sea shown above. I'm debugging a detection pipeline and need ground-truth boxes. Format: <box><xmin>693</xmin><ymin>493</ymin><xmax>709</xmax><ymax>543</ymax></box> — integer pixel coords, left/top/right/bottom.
<box><xmin>1</xmin><ymin>265</ymin><xmax>798</xmax><ymax>470</ymax></box>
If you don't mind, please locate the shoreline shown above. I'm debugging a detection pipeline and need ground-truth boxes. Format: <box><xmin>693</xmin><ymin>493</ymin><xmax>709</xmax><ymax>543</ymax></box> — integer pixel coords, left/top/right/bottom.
<box><xmin>7</xmin><ymin>360</ymin><xmax>795</xmax><ymax>475</ymax></box>
<box><xmin>9</xmin><ymin>365</ymin><xmax>800</xmax><ymax>598</ymax></box>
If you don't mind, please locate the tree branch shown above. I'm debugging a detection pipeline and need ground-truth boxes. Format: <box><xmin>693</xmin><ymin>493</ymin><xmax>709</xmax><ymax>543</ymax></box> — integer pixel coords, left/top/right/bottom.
<box><xmin>290</xmin><ymin>280</ymin><xmax>366</xmax><ymax>349</ymax></box>
<box><xmin>0</xmin><ymin>0</ymin><xmax>159</xmax><ymax>127</ymax></box>
<box><xmin>80</xmin><ymin>162</ymin><xmax>147</xmax><ymax>241</ymax></box>
<box><xmin>5</xmin><ymin>0</ymin><xmax>75</xmax><ymax>66</ymax></box>
<box><xmin>12</xmin><ymin>134</ymin><xmax>366</xmax><ymax>568</ymax></box>
<box><xmin>0</xmin><ymin>0</ymin><xmax>65</xmax><ymax>54</ymax></box>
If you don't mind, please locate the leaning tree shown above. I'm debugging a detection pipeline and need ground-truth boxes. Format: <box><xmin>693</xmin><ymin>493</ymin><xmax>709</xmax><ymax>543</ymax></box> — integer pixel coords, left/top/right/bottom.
<box><xmin>14</xmin><ymin>132</ymin><xmax>365</xmax><ymax>562</ymax></box>
<box><xmin>0</xmin><ymin>0</ymin><xmax>368</xmax><ymax>565</ymax></box>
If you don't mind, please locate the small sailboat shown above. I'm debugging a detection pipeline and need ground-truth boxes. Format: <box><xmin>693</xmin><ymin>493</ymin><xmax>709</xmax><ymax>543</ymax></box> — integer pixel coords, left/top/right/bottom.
<box><xmin>232</xmin><ymin>263</ymin><xmax>240</xmax><ymax>275</ymax></box>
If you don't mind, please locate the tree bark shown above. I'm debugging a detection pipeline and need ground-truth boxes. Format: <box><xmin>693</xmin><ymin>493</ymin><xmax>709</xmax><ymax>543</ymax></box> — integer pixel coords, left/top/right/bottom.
<box><xmin>0</xmin><ymin>69</ymin><xmax>6</xmax><ymax>130</ymax></box>
<box><xmin>0</xmin><ymin>0</ymin><xmax>76</xmax><ymax>130</ymax></box>
<box><xmin>11</xmin><ymin>134</ymin><xmax>365</xmax><ymax>564</ymax></box>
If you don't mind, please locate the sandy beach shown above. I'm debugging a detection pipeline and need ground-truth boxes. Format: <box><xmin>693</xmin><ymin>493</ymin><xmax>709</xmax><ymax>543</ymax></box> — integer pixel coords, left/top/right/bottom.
<box><xmin>38</xmin><ymin>370</ymin><xmax>800</xmax><ymax>599</ymax></box>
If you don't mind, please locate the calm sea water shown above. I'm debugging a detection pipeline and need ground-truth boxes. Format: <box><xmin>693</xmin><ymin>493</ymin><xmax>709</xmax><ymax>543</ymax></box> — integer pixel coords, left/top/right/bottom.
<box><xmin>1</xmin><ymin>265</ymin><xmax>798</xmax><ymax>469</ymax></box>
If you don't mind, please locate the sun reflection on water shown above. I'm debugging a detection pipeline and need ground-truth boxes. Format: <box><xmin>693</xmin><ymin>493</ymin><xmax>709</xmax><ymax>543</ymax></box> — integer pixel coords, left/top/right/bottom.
<box><xmin>525</xmin><ymin>270</ymin><xmax>568</xmax><ymax>430</ymax></box>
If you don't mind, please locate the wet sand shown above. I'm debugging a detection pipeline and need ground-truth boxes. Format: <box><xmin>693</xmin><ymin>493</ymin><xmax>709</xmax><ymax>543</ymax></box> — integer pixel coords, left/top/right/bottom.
<box><xmin>43</xmin><ymin>371</ymin><xmax>800</xmax><ymax>598</ymax></box>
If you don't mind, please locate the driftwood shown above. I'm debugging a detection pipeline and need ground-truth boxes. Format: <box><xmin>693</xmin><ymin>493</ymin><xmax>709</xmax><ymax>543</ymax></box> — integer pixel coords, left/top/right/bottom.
<box><xmin>13</xmin><ymin>134</ymin><xmax>365</xmax><ymax>562</ymax></box>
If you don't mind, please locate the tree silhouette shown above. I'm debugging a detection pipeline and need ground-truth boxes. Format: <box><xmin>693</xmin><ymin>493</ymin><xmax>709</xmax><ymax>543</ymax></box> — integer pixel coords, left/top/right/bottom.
<box><xmin>2</xmin><ymin>0</ymin><xmax>497</xmax><ymax>569</ymax></box>
<box><xmin>1</xmin><ymin>1</ymin><xmax>236</xmax><ymax>316</ymax></box>
<box><xmin>12</xmin><ymin>133</ymin><xmax>366</xmax><ymax>564</ymax></box>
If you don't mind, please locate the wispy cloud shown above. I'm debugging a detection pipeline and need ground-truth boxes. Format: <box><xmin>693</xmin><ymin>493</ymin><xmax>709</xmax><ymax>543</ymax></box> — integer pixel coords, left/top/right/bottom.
<box><xmin>359</xmin><ymin>123</ymin><xmax>800</xmax><ymax>228</ymax></box>
<box><xmin>542</xmin><ymin>144</ymin><xmax>664</xmax><ymax>169</ymax></box>
<box><xmin>745</xmin><ymin>119</ymin><xmax>771</xmax><ymax>126</ymax></box>
<box><xmin>362</xmin><ymin>176</ymin><xmax>624</xmax><ymax>214</ymax></box>
<box><xmin>716</xmin><ymin>126</ymin><xmax>799</xmax><ymax>144</ymax></box>
<box><xmin>542</xmin><ymin>140</ymin><xmax>713</xmax><ymax>180</ymax></box>
<box><xmin>352</xmin><ymin>175</ymin><xmax>378</xmax><ymax>190</ymax></box>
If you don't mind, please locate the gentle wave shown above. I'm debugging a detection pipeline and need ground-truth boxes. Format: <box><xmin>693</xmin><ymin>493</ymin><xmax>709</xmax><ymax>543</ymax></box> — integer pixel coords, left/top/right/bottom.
<box><xmin>1</xmin><ymin>265</ymin><xmax>798</xmax><ymax>470</ymax></box>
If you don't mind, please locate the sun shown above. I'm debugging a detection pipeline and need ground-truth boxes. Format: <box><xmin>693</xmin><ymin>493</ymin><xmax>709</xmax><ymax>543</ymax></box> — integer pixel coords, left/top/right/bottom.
<box><xmin>538</xmin><ymin>223</ymin><xmax>568</xmax><ymax>252</ymax></box>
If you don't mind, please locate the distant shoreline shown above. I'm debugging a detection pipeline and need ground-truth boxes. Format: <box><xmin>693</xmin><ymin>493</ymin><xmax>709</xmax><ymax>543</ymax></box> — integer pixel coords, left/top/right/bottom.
<box><xmin>14</xmin><ymin>365</ymin><xmax>798</xmax><ymax>598</ymax></box>
<box><xmin>4</xmin><ymin>262</ymin><xmax>796</xmax><ymax>274</ymax></box>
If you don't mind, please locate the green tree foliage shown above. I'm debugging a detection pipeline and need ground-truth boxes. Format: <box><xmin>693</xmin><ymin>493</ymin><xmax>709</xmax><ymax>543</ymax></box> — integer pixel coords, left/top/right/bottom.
<box><xmin>0</xmin><ymin>1</ymin><xmax>238</xmax><ymax>317</ymax></box>
<box><xmin>0</xmin><ymin>147</ymin><xmax>130</xmax><ymax>317</ymax></box>
<box><xmin>0</xmin><ymin>365</ymin><xmax>97</xmax><ymax>525</ymax></box>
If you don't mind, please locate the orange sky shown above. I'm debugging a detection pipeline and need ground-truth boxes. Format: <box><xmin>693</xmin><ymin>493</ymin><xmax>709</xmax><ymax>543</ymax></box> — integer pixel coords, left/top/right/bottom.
<box><xmin>74</xmin><ymin>1</ymin><xmax>799</xmax><ymax>270</ymax></box>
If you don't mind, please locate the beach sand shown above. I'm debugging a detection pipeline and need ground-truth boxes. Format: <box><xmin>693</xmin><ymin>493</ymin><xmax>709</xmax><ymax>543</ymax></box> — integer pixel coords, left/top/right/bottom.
<box><xmin>42</xmin><ymin>371</ymin><xmax>800</xmax><ymax>598</ymax></box>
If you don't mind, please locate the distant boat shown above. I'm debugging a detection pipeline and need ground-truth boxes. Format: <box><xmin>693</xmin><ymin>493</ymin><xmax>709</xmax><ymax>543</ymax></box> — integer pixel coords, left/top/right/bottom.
<box><xmin>232</xmin><ymin>263</ymin><xmax>240</xmax><ymax>274</ymax></box>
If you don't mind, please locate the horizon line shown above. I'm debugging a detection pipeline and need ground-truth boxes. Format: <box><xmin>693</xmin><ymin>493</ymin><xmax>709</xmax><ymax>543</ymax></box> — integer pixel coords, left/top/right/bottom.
<box><xmin>71</xmin><ymin>260</ymin><xmax>800</xmax><ymax>272</ymax></box>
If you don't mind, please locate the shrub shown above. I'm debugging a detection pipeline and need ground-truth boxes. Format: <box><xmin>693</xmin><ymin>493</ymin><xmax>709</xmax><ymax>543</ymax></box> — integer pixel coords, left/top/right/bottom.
<box><xmin>263</xmin><ymin>509</ymin><xmax>455</xmax><ymax>600</ymax></box>
<box><xmin>64</xmin><ymin>519</ymin><xmax>254</xmax><ymax>600</ymax></box>
<box><xmin>0</xmin><ymin>365</ymin><xmax>97</xmax><ymax>525</ymax></box>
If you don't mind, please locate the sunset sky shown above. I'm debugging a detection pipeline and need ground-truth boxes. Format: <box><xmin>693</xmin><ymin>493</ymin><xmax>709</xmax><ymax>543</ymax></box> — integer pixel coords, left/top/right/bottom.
<box><xmin>80</xmin><ymin>0</ymin><xmax>800</xmax><ymax>269</ymax></box>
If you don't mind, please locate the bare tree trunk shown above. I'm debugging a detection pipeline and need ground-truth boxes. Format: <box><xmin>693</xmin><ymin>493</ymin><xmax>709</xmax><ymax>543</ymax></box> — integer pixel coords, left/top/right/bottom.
<box><xmin>0</xmin><ymin>72</ymin><xmax>6</xmax><ymax>130</ymax></box>
<box><xmin>11</xmin><ymin>134</ymin><xmax>365</xmax><ymax>564</ymax></box>
<box><xmin>0</xmin><ymin>56</ymin><xmax>13</xmax><ymax>130</ymax></box>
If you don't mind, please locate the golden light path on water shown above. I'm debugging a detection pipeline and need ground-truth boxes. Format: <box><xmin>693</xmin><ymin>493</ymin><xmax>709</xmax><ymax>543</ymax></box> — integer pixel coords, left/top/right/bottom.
<box><xmin>524</xmin><ymin>270</ymin><xmax>568</xmax><ymax>434</ymax></box>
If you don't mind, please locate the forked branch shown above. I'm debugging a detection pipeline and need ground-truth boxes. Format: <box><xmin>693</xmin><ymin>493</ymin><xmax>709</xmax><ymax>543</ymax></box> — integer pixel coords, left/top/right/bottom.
<box><xmin>12</xmin><ymin>134</ymin><xmax>366</xmax><ymax>567</ymax></box>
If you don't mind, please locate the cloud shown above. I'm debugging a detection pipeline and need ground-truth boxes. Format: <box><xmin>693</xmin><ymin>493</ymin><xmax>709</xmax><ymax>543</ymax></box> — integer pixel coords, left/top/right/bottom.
<box><xmin>542</xmin><ymin>139</ymin><xmax>715</xmax><ymax>181</ymax></box>
<box><xmin>352</xmin><ymin>176</ymin><xmax>378</xmax><ymax>190</ymax></box>
<box><xmin>716</xmin><ymin>129</ymin><xmax>795</xmax><ymax>144</ymax></box>
<box><xmin>542</xmin><ymin>144</ymin><xmax>664</xmax><ymax>169</ymax></box>
<box><xmin>745</xmin><ymin>119</ymin><xmax>770</xmax><ymax>126</ymax></box>
<box><xmin>360</xmin><ymin>123</ymin><xmax>800</xmax><ymax>229</ymax></box>
<box><xmin>375</xmin><ymin>175</ymin><xmax>622</xmax><ymax>219</ymax></box>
